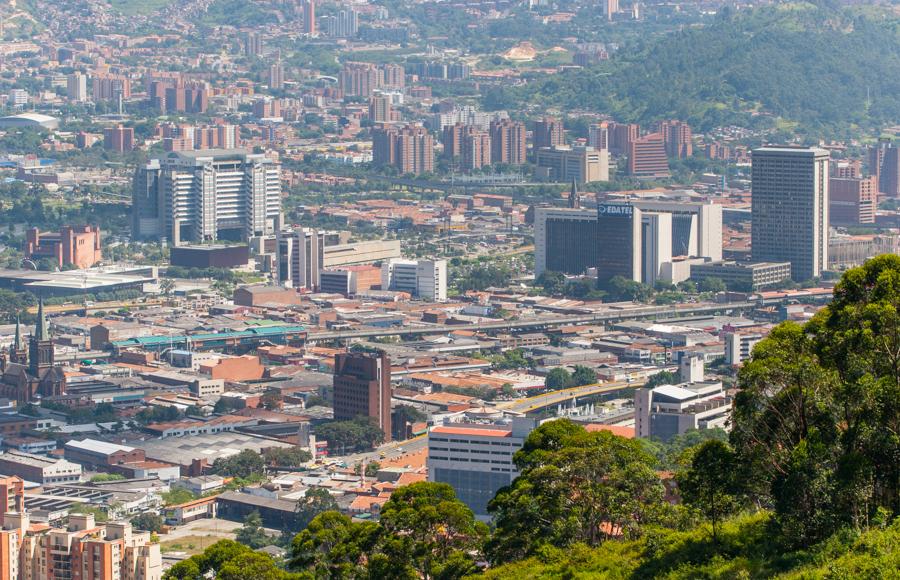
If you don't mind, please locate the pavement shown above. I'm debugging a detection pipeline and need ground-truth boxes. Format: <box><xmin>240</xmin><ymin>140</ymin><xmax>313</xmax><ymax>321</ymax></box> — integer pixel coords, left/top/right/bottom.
<box><xmin>496</xmin><ymin>381</ymin><xmax>638</xmax><ymax>414</ymax></box>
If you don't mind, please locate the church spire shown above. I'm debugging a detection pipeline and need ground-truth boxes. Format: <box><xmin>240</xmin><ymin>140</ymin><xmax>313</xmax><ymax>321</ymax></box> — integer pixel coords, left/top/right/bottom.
<box><xmin>34</xmin><ymin>299</ymin><xmax>48</xmax><ymax>342</ymax></box>
<box><xmin>568</xmin><ymin>178</ymin><xmax>580</xmax><ymax>209</ymax></box>
<box><xmin>12</xmin><ymin>316</ymin><xmax>22</xmax><ymax>351</ymax></box>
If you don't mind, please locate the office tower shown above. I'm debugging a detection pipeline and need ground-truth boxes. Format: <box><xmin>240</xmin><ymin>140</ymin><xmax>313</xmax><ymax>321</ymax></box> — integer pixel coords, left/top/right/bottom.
<box><xmin>630</xmin><ymin>200</ymin><xmax>723</xmax><ymax>261</ymax></box>
<box><xmin>641</xmin><ymin>212</ymin><xmax>673</xmax><ymax>287</ymax></box>
<box><xmin>462</xmin><ymin>129</ymin><xmax>491</xmax><ymax>171</ymax></box>
<box><xmin>369</xmin><ymin>94</ymin><xmax>392</xmax><ymax>123</ymax></box>
<box><xmin>333</xmin><ymin>351</ymin><xmax>392</xmax><ymax>441</ymax></box>
<box><xmin>869</xmin><ymin>140</ymin><xmax>900</xmax><ymax>197</ymax></box>
<box><xmin>534</xmin><ymin>146</ymin><xmax>609</xmax><ymax>184</ymax></box>
<box><xmin>269</xmin><ymin>62</ymin><xmax>285</xmax><ymax>89</ymax></box>
<box><xmin>66</xmin><ymin>72</ymin><xmax>88</xmax><ymax>102</ymax></box>
<box><xmin>441</xmin><ymin>123</ymin><xmax>465</xmax><ymax>159</ymax></box>
<box><xmin>588</xmin><ymin>122</ymin><xmax>609</xmax><ymax>150</ymax></box>
<box><xmin>381</xmin><ymin>63</ymin><xmax>405</xmax><ymax>90</ymax></box>
<box><xmin>103</xmin><ymin>125</ymin><xmax>134</xmax><ymax>152</ymax></box>
<box><xmin>829</xmin><ymin>176</ymin><xmax>876</xmax><ymax>226</ymax></box>
<box><xmin>381</xmin><ymin>259</ymin><xmax>447</xmax><ymax>301</ymax></box>
<box><xmin>534</xmin><ymin>207</ymin><xmax>602</xmax><ymax>277</ymax></box>
<box><xmin>533</xmin><ymin>117</ymin><xmax>565</xmax><ymax>151</ymax></box>
<box><xmin>595</xmin><ymin>203</ymin><xmax>643</xmax><ymax>284</ymax></box>
<box><xmin>490</xmin><ymin>119</ymin><xmax>527</xmax><ymax>165</ymax></box>
<box><xmin>724</xmin><ymin>332</ymin><xmax>764</xmax><ymax>365</ymax></box>
<box><xmin>628</xmin><ymin>133</ymin><xmax>670</xmax><ymax>177</ymax></box>
<box><xmin>831</xmin><ymin>159</ymin><xmax>861</xmax><ymax>179</ymax></box>
<box><xmin>751</xmin><ymin>146</ymin><xmax>830</xmax><ymax>281</ymax></box>
<box><xmin>323</xmin><ymin>7</ymin><xmax>359</xmax><ymax>38</ymax></box>
<box><xmin>372</xmin><ymin>125</ymin><xmax>434</xmax><ymax>175</ymax></box>
<box><xmin>634</xmin><ymin>381</ymin><xmax>731</xmax><ymax>440</ymax></box>
<box><xmin>609</xmin><ymin>122</ymin><xmax>639</xmax><ymax>156</ymax></box>
<box><xmin>301</xmin><ymin>0</ymin><xmax>316</xmax><ymax>35</ymax></box>
<box><xmin>428</xmin><ymin>417</ymin><xmax>537</xmax><ymax>518</ymax></box>
<box><xmin>660</xmin><ymin>120</ymin><xmax>693</xmax><ymax>159</ymax></box>
<box><xmin>132</xmin><ymin>150</ymin><xmax>281</xmax><ymax>245</ymax></box>
<box><xmin>277</xmin><ymin>227</ymin><xmax>324</xmax><ymax>290</ymax></box>
<box><xmin>245</xmin><ymin>32</ymin><xmax>262</xmax><ymax>56</ymax></box>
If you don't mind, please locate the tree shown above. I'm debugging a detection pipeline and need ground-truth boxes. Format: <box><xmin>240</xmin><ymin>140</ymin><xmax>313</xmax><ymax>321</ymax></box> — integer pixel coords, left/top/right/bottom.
<box><xmin>699</xmin><ymin>277</ymin><xmax>726</xmax><ymax>293</ymax></box>
<box><xmin>289</xmin><ymin>511</ymin><xmax>381</xmax><ymax>578</ymax></box>
<box><xmin>294</xmin><ymin>488</ymin><xmax>339</xmax><ymax>531</ymax></box>
<box><xmin>571</xmin><ymin>365</ymin><xmax>597</xmax><ymax>386</ymax></box>
<box><xmin>236</xmin><ymin>511</ymin><xmax>272</xmax><ymax>549</ymax></box>
<box><xmin>90</xmin><ymin>473</ymin><xmax>125</xmax><ymax>483</ymax></box>
<box><xmin>604</xmin><ymin>276</ymin><xmax>652</xmax><ymax>302</ymax></box>
<box><xmin>315</xmin><ymin>417</ymin><xmax>385</xmax><ymax>454</ymax></box>
<box><xmin>210</xmin><ymin>449</ymin><xmax>266</xmax><ymax>479</ymax></box>
<box><xmin>131</xmin><ymin>512</ymin><xmax>164</xmax><ymax>533</ymax></box>
<box><xmin>677</xmin><ymin>440</ymin><xmax>742</xmax><ymax>542</ymax></box>
<box><xmin>645</xmin><ymin>370</ymin><xmax>679</xmax><ymax>388</ymax></box>
<box><xmin>263</xmin><ymin>447</ymin><xmax>312</xmax><ymax>468</ymax></box>
<box><xmin>163</xmin><ymin>539</ymin><xmax>295</xmax><ymax>580</ymax></box>
<box><xmin>161</xmin><ymin>488</ymin><xmax>196</xmax><ymax>506</ymax></box>
<box><xmin>365</xmin><ymin>461</ymin><xmax>381</xmax><ymax>477</ymax></box>
<box><xmin>487</xmin><ymin>420</ymin><xmax>668</xmax><ymax>563</ymax></box>
<box><xmin>536</xmin><ymin>271</ymin><xmax>566</xmax><ymax>295</ymax></box>
<box><xmin>544</xmin><ymin>367</ymin><xmax>573</xmax><ymax>390</ymax></box>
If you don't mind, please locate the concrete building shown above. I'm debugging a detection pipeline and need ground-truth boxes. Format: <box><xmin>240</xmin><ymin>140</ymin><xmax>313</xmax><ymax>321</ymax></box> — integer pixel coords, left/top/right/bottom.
<box><xmin>724</xmin><ymin>332</ymin><xmax>763</xmax><ymax>366</ymax></box>
<box><xmin>319</xmin><ymin>265</ymin><xmax>382</xmax><ymax>296</ymax></box>
<box><xmin>535</xmin><ymin>146</ymin><xmax>609</xmax><ymax>184</ymax></box>
<box><xmin>628</xmin><ymin>133</ymin><xmax>669</xmax><ymax>177</ymax></box>
<box><xmin>829</xmin><ymin>176</ymin><xmax>876</xmax><ymax>225</ymax></box>
<box><xmin>381</xmin><ymin>259</ymin><xmax>447</xmax><ymax>301</ymax></box>
<box><xmin>277</xmin><ymin>228</ymin><xmax>324</xmax><ymax>290</ymax></box>
<box><xmin>609</xmin><ymin>122</ymin><xmax>639</xmax><ymax>156</ymax></box>
<box><xmin>490</xmin><ymin>119</ymin><xmax>527</xmax><ymax>165</ymax></box>
<box><xmin>0</xmin><ymin>451</ymin><xmax>82</xmax><ymax>485</ymax></box>
<box><xmin>752</xmin><ymin>146</ymin><xmax>830</xmax><ymax>281</ymax></box>
<box><xmin>103</xmin><ymin>125</ymin><xmax>134</xmax><ymax>152</ymax></box>
<box><xmin>532</xmin><ymin>117</ymin><xmax>565</xmax><ymax>151</ymax></box>
<box><xmin>233</xmin><ymin>285</ymin><xmax>301</xmax><ymax>307</ymax></box>
<box><xmin>63</xmin><ymin>439</ymin><xmax>145</xmax><ymax>470</ymax></box>
<box><xmin>333</xmin><ymin>351</ymin><xmax>392</xmax><ymax>441</ymax></box>
<box><xmin>24</xmin><ymin>226</ymin><xmax>102</xmax><ymax>270</ymax></box>
<box><xmin>66</xmin><ymin>72</ymin><xmax>88</xmax><ymax>102</ymax></box>
<box><xmin>323</xmin><ymin>240</ymin><xmax>402</xmax><ymax>268</ymax></box>
<box><xmin>427</xmin><ymin>417</ymin><xmax>537</xmax><ymax>518</ymax></box>
<box><xmin>301</xmin><ymin>0</ymin><xmax>316</xmax><ymax>35</ymax></box>
<box><xmin>634</xmin><ymin>381</ymin><xmax>731</xmax><ymax>441</ymax></box>
<box><xmin>372</xmin><ymin>124</ymin><xmax>434</xmax><ymax>175</ymax></box>
<box><xmin>659</xmin><ymin>120</ymin><xmax>693</xmax><ymax>159</ymax></box>
<box><xmin>690</xmin><ymin>260</ymin><xmax>792</xmax><ymax>291</ymax></box>
<box><xmin>132</xmin><ymin>149</ymin><xmax>281</xmax><ymax>245</ymax></box>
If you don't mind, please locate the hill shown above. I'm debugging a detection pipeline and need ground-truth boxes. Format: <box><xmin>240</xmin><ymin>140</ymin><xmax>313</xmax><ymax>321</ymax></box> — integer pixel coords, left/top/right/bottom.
<box><xmin>479</xmin><ymin>512</ymin><xmax>900</xmax><ymax>579</ymax></box>
<box><xmin>484</xmin><ymin>3</ymin><xmax>900</xmax><ymax>135</ymax></box>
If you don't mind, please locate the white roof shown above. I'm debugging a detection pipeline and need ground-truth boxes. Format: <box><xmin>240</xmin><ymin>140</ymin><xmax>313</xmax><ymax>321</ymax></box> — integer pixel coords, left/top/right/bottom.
<box><xmin>652</xmin><ymin>384</ymin><xmax>698</xmax><ymax>401</ymax></box>
<box><xmin>2</xmin><ymin>112</ymin><xmax>57</xmax><ymax>123</ymax></box>
<box><xmin>65</xmin><ymin>438</ymin><xmax>134</xmax><ymax>455</ymax></box>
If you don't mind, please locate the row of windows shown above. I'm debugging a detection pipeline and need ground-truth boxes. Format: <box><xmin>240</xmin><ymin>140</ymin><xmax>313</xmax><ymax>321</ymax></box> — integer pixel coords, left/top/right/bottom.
<box><xmin>429</xmin><ymin>437</ymin><xmax>513</xmax><ymax>447</ymax></box>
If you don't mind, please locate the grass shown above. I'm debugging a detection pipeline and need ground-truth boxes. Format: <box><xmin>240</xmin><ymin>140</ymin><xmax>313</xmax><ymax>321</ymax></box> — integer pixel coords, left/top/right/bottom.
<box><xmin>108</xmin><ymin>0</ymin><xmax>175</xmax><ymax>16</ymax></box>
<box><xmin>159</xmin><ymin>535</ymin><xmax>222</xmax><ymax>556</ymax></box>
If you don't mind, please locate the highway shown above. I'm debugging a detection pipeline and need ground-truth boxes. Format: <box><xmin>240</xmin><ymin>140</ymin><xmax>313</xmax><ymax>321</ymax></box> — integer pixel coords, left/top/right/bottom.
<box><xmin>496</xmin><ymin>381</ymin><xmax>638</xmax><ymax>414</ymax></box>
<box><xmin>306</xmin><ymin>300</ymin><xmax>764</xmax><ymax>341</ymax></box>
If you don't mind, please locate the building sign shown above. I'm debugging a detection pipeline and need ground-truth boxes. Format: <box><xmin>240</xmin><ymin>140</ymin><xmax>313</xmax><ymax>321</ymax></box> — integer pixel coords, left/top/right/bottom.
<box><xmin>597</xmin><ymin>203</ymin><xmax>633</xmax><ymax>217</ymax></box>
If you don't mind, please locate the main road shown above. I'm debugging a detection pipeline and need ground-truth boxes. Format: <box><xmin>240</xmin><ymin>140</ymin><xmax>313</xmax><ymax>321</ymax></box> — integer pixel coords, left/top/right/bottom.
<box><xmin>495</xmin><ymin>380</ymin><xmax>640</xmax><ymax>414</ymax></box>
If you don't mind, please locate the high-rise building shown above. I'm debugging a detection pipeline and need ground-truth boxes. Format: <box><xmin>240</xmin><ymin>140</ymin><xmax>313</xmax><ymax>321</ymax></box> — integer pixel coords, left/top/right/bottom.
<box><xmin>66</xmin><ymin>72</ymin><xmax>88</xmax><ymax>102</ymax></box>
<box><xmin>442</xmin><ymin>124</ymin><xmax>491</xmax><ymax>170</ymax></box>
<box><xmin>339</xmin><ymin>62</ymin><xmax>380</xmax><ymax>97</ymax></box>
<box><xmin>869</xmin><ymin>140</ymin><xmax>900</xmax><ymax>197</ymax></box>
<box><xmin>628</xmin><ymin>133</ymin><xmax>669</xmax><ymax>177</ymax></box>
<box><xmin>277</xmin><ymin>227</ymin><xmax>325</xmax><ymax>290</ymax></box>
<box><xmin>301</xmin><ymin>0</ymin><xmax>316</xmax><ymax>35</ymax></box>
<box><xmin>535</xmin><ymin>146</ymin><xmax>609</xmax><ymax>184</ymax></box>
<box><xmin>588</xmin><ymin>122</ymin><xmax>609</xmax><ymax>150</ymax></box>
<box><xmin>490</xmin><ymin>119</ymin><xmax>527</xmax><ymax>165</ymax></box>
<box><xmin>7</xmin><ymin>89</ymin><xmax>27</xmax><ymax>108</ymax></box>
<box><xmin>751</xmin><ymin>146</ymin><xmax>830</xmax><ymax>281</ymax></box>
<box><xmin>245</xmin><ymin>32</ymin><xmax>263</xmax><ymax>56</ymax></box>
<box><xmin>532</xmin><ymin>117</ymin><xmax>565</xmax><ymax>151</ymax></box>
<box><xmin>369</xmin><ymin>95</ymin><xmax>393</xmax><ymax>123</ymax></box>
<box><xmin>269</xmin><ymin>61</ymin><xmax>285</xmax><ymax>89</ymax></box>
<box><xmin>634</xmin><ymin>381</ymin><xmax>731</xmax><ymax>441</ymax></box>
<box><xmin>91</xmin><ymin>74</ymin><xmax>130</xmax><ymax>102</ymax></box>
<box><xmin>132</xmin><ymin>149</ymin><xmax>282</xmax><ymax>245</ymax></box>
<box><xmin>372</xmin><ymin>124</ymin><xmax>434</xmax><ymax>175</ymax></box>
<box><xmin>322</xmin><ymin>7</ymin><xmax>359</xmax><ymax>38</ymax></box>
<box><xmin>659</xmin><ymin>120</ymin><xmax>693</xmax><ymax>159</ymax></box>
<box><xmin>428</xmin><ymin>417</ymin><xmax>537</xmax><ymax>518</ymax></box>
<box><xmin>608</xmin><ymin>122</ymin><xmax>639</xmax><ymax>156</ymax></box>
<box><xmin>333</xmin><ymin>351</ymin><xmax>392</xmax><ymax>441</ymax></box>
<box><xmin>381</xmin><ymin>259</ymin><xmax>447</xmax><ymax>301</ymax></box>
<box><xmin>534</xmin><ymin>207</ymin><xmax>603</xmax><ymax>278</ymax></box>
<box><xmin>829</xmin><ymin>175</ymin><xmax>876</xmax><ymax>226</ymax></box>
<box><xmin>103</xmin><ymin>125</ymin><xmax>134</xmax><ymax>152</ymax></box>
<box><xmin>602</xmin><ymin>0</ymin><xmax>619</xmax><ymax>20</ymax></box>
<box><xmin>24</xmin><ymin>226</ymin><xmax>102</xmax><ymax>270</ymax></box>
<box><xmin>641</xmin><ymin>211</ymin><xmax>673</xmax><ymax>287</ymax></box>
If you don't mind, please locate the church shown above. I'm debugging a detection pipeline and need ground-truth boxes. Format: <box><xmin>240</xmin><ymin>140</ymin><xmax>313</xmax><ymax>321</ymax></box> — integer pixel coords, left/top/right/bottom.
<box><xmin>0</xmin><ymin>301</ymin><xmax>65</xmax><ymax>404</ymax></box>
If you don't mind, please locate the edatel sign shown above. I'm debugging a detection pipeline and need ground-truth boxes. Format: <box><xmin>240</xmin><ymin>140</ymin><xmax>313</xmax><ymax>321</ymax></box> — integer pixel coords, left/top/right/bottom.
<box><xmin>597</xmin><ymin>203</ymin><xmax>633</xmax><ymax>217</ymax></box>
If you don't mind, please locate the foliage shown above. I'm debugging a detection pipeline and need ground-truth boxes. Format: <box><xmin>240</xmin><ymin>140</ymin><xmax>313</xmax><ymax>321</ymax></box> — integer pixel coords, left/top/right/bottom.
<box><xmin>263</xmin><ymin>447</ymin><xmax>312</xmax><ymax>469</ymax></box>
<box><xmin>645</xmin><ymin>370</ymin><xmax>679</xmax><ymax>389</ymax></box>
<box><xmin>134</xmin><ymin>405</ymin><xmax>181</xmax><ymax>425</ymax></box>
<box><xmin>454</xmin><ymin>263</ymin><xmax>513</xmax><ymax>292</ymax></box>
<box><xmin>315</xmin><ymin>417</ymin><xmax>385</xmax><ymax>454</ymax></box>
<box><xmin>641</xmin><ymin>428</ymin><xmax>730</xmax><ymax>471</ymax></box>
<box><xmin>698</xmin><ymin>277</ymin><xmax>727</xmax><ymax>293</ymax></box>
<box><xmin>69</xmin><ymin>504</ymin><xmax>108</xmax><ymax>523</ymax></box>
<box><xmin>294</xmin><ymin>488</ymin><xmax>339</xmax><ymax>532</ymax></box>
<box><xmin>571</xmin><ymin>365</ymin><xmax>597</xmax><ymax>386</ymax></box>
<box><xmin>543</xmin><ymin>367</ymin><xmax>573</xmax><ymax>391</ymax></box>
<box><xmin>489</xmin><ymin>349</ymin><xmax>530</xmax><ymax>371</ymax></box>
<box><xmin>161</xmin><ymin>488</ymin><xmax>197</xmax><ymax>506</ymax></box>
<box><xmin>603</xmin><ymin>276</ymin><xmax>652</xmax><ymax>302</ymax></box>
<box><xmin>210</xmin><ymin>449</ymin><xmax>266</xmax><ymax>479</ymax></box>
<box><xmin>90</xmin><ymin>473</ymin><xmax>125</xmax><ymax>483</ymax></box>
<box><xmin>290</xmin><ymin>482</ymin><xmax>486</xmax><ymax>579</ymax></box>
<box><xmin>162</xmin><ymin>539</ymin><xmax>296</xmax><ymax>580</ymax></box>
<box><xmin>131</xmin><ymin>512</ymin><xmax>164</xmax><ymax>533</ymax></box>
<box><xmin>676</xmin><ymin>440</ymin><xmax>743</xmax><ymax>542</ymax></box>
<box><xmin>236</xmin><ymin>511</ymin><xmax>273</xmax><ymax>549</ymax></box>
<box><xmin>486</xmin><ymin>420</ymin><xmax>669</xmax><ymax>564</ymax></box>
<box><xmin>732</xmin><ymin>255</ymin><xmax>900</xmax><ymax>545</ymax></box>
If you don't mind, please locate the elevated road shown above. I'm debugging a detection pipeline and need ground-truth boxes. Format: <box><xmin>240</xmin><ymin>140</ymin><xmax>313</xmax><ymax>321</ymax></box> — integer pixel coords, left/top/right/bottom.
<box><xmin>496</xmin><ymin>381</ymin><xmax>638</xmax><ymax>414</ymax></box>
<box><xmin>306</xmin><ymin>300</ymin><xmax>765</xmax><ymax>342</ymax></box>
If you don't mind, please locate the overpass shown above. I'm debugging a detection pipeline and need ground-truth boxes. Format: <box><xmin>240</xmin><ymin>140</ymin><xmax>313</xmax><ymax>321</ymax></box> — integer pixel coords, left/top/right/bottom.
<box><xmin>496</xmin><ymin>381</ymin><xmax>638</xmax><ymax>415</ymax></box>
<box><xmin>306</xmin><ymin>299</ymin><xmax>767</xmax><ymax>342</ymax></box>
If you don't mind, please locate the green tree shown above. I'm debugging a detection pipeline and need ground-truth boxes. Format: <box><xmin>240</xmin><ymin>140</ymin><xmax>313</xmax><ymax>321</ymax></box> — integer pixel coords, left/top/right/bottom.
<box><xmin>677</xmin><ymin>439</ymin><xmax>742</xmax><ymax>542</ymax></box>
<box><xmin>161</xmin><ymin>488</ymin><xmax>197</xmax><ymax>506</ymax></box>
<box><xmin>571</xmin><ymin>365</ymin><xmax>597</xmax><ymax>386</ymax></box>
<box><xmin>645</xmin><ymin>370</ymin><xmax>679</xmax><ymax>388</ymax></box>
<box><xmin>698</xmin><ymin>277</ymin><xmax>726</xmax><ymax>293</ymax></box>
<box><xmin>289</xmin><ymin>511</ymin><xmax>381</xmax><ymax>577</ymax></box>
<box><xmin>235</xmin><ymin>511</ymin><xmax>272</xmax><ymax>549</ymax></box>
<box><xmin>365</xmin><ymin>461</ymin><xmax>381</xmax><ymax>477</ymax></box>
<box><xmin>263</xmin><ymin>447</ymin><xmax>312</xmax><ymax>468</ymax></box>
<box><xmin>315</xmin><ymin>417</ymin><xmax>385</xmax><ymax>454</ymax></box>
<box><xmin>210</xmin><ymin>449</ymin><xmax>266</xmax><ymax>479</ymax></box>
<box><xmin>131</xmin><ymin>512</ymin><xmax>164</xmax><ymax>533</ymax></box>
<box><xmin>487</xmin><ymin>420</ymin><xmax>668</xmax><ymax>563</ymax></box>
<box><xmin>294</xmin><ymin>488</ymin><xmax>339</xmax><ymax>532</ymax></box>
<box><xmin>544</xmin><ymin>367</ymin><xmax>573</xmax><ymax>390</ymax></box>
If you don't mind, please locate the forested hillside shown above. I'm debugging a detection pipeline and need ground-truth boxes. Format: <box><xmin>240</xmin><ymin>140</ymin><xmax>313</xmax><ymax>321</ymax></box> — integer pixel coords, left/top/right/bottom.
<box><xmin>485</xmin><ymin>3</ymin><xmax>900</xmax><ymax>135</ymax></box>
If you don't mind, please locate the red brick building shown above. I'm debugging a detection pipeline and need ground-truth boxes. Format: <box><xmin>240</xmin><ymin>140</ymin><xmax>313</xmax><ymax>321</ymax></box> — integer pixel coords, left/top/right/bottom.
<box><xmin>25</xmin><ymin>225</ymin><xmax>102</xmax><ymax>269</ymax></box>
